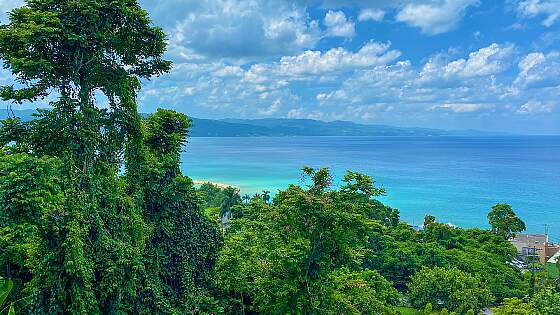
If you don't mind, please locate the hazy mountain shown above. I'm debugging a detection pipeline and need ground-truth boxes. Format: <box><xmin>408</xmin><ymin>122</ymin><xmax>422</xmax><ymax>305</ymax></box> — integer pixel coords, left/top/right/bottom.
<box><xmin>1</xmin><ymin>109</ymin><xmax>507</xmax><ymax>137</ymax></box>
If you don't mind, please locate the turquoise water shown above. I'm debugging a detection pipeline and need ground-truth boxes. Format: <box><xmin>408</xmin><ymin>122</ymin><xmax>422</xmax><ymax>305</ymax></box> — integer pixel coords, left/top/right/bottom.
<box><xmin>181</xmin><ymin>136</ymin><xmax>560</xmax><ymax>241</ymax></box>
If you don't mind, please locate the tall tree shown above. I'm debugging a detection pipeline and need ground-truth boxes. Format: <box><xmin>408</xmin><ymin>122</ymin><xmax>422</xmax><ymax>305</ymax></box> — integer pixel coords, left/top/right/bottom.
<box><xmin>140</xmin><ymin>109</ymin><xmax>222</xmax><ymax>314</ymax></box>
<box><xmin>0</xmin><ymin>0</ymin><xmax>170</xmax><ymax>313</ymax></box>
<box><xmin>488</xmin><ymin>204</ymin><xmax>526</xmax><ymax>240</ymax></box>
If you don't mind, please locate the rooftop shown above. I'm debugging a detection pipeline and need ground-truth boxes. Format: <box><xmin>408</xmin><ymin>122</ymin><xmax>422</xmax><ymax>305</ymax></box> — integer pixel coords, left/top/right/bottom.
<box><xmin>511</xmin><ymin>234</ymin><xmax>548</xmax><ymax>245</ymax></box>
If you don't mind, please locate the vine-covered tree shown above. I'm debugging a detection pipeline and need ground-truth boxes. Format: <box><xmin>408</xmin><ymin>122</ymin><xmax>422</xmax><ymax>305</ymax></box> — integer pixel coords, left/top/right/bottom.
<box><xmin>140</xmin><ymin>109</ymin><xmax>222</xmax><ymax>314</ymax></box>
<box><xmin>0</xmin><ymin>1</ymin><xmax>217</xmax><ymax>314</ymax></box>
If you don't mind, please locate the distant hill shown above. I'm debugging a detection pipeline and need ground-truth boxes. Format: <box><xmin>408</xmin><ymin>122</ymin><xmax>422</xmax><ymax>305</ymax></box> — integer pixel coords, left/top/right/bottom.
<box><xmin>0</xmin><ymin>109</ymin><xmax>506</xmax><ymax>137</ymax></box>
<box><xmin>193</xmin><ymin>118</ymin><xmax>509</xmax><ymax>137</ymax></box>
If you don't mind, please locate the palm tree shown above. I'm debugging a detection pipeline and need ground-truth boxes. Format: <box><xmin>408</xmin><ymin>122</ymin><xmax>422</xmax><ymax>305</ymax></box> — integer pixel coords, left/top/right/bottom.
<box><xmin>262</xmin><ymin>190</ymin><xmax>271</xmax><ymax>205</ymax></box>
<box><xmin>220</xmin><ymin>187</ymin><xmax>241</xmax><ymax>218</ymax></box>
<box><xmin>242</xmin><ymin>194</ymin><xmax>251</xmax><ymax>204</ymax></box>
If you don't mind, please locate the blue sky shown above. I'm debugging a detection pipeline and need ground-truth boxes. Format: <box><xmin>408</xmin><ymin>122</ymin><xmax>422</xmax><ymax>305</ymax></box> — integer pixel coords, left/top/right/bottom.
<box><xmin>1</xmin><ymin>0</ymin><xmax>560</xmax><ymax>134</ymax></box>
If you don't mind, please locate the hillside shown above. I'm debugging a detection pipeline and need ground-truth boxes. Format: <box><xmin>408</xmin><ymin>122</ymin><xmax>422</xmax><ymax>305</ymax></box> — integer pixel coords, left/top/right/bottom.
<box><xmin>0</xmin><ymin>109</ymin><xmax>504</xmax><ymax>137</ymax></box>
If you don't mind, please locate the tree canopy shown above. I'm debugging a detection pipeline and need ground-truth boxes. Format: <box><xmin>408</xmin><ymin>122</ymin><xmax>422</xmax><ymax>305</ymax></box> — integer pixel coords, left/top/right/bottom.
<box><xmin>0</xmin><ymin>1</ymin><xmax>555</xmax><ymax>314</ymax></box>
<box><xmin>487</xmin><ymin>204</ymin><xmax>526</xmax><ymax>240</ymax></box>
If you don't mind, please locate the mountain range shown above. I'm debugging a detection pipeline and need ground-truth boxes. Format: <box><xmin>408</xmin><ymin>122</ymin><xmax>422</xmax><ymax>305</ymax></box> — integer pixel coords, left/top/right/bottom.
<box><xmin>0</xmin><ymin>109</ymin><xmax>505</xmax><ymax>137</ymax></box>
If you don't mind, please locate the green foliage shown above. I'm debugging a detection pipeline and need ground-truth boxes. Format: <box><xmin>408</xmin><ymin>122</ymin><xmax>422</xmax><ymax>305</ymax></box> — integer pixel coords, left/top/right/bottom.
<box><xmin>487</xmin><ymin>204</ymin><xmax>526</xmax><ymax>240</ymax></box>
<box><xmin>215</xmin><ymin>168</ymin><xmax>398</xmax><ymax>314</ymax></box>
<box><xmin>371</xmin><ymin>220</ymin><xmax>525</xmax><ymax>300</ymax></box>
<box><xmin>530</xmin><ymin>287</ymin><xmax>560</xmax><ymax>315</ymax></box>
<box><xmin>493</xmin><ymin>298</ymin><xmax>533</xmax><ymax>315</ymax></box>
<box><xmin>219</xmin><ymin>187</ymin><xmax>242</xmax><ymax>218</ymax></box>
<box><xmin>0</xmin><ymin>150</ymin><xmax>62</xmax><ymax>308</ymax></box>
<box><xmin>0</xmin><ymin>277</ymin><xmax>13</xmax><ymax>307</ymax></box>
<box><xmin>0</xmin><ymin>2</ymin><xmax>536</xmax><ymax>313</ymax></box>
<box><xmin>408</xmin><ymin>267</ymin><xmax>494</xmax><ymax>314</ymax></box>
<box><xmin>0</xmin><ymin>1</ymin><xmax>219</xmax><ymax>314</ymax></box>
<box><xmin>0</xmin><ymin>277</ymin><xmax>16</xmax><ymax>315</ymax></box>
<box><xmin>424</xmin><ymin>303</ymin><xmax>433</xmax><ymax>314</ymax></box>
<box><xmin>0</xmin><ymin>0</ymin><xmax>170</xmax><ymax>104</ymax></box>
<box><xmin>140</xmin><ymin>110</ymin><xmax>222</xmax><ymax>314</ymax></box>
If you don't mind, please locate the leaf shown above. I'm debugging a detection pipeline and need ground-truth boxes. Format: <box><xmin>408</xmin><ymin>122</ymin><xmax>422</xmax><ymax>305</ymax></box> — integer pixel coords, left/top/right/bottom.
<box><xmin>8</xmin><ymin>304</ymin><xmax>15</xmax><ymax>315</ymax></box>
<box><xmin>0</xmin><ymin>278</ymin><xmax>14</xmax><ymax>307</ymax></box>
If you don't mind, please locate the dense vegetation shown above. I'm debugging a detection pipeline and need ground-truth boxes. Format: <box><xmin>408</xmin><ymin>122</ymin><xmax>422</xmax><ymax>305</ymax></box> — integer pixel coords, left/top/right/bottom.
<box><xmin>0</xmin><ymin>1</ymin><xmax>558</xmax><ymax>314</ymax></box>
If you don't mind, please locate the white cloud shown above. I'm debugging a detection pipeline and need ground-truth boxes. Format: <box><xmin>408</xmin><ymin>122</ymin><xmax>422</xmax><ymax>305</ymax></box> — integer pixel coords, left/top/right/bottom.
<box><xmin>516</xmin><ymin>0</ymin><xmax>560</xmax><ymax>27</ymax></box>
<box><xmin>395</xmin><ymin>0</ymin><xmax>479</xmax><ymax>35</ymax></box>
<box><xmin>431</xmin><ymin>103</ymin><xmax>494</xmax><ymax>113</ymax></box>
<box><xmin>324</xmin><ymin>10</ymin><xmax>355</xmax><ymax>37</ymax></box>
<box><xmin>419</xmin><ymin>43</ymin><xmax>514</xmax><ymax>83</ymax></box>
<box><xmin>213</xmin><ymin>65</ymin><xmax>245</xmax><ymax>78</ymax></box>
<box><xmin>124</xmin><ymin>41</ymin><xmax>560</xmax><ymax>132</ymax></box>
<box><xmin>316</xmin><ymin>90</ymin><xmax>348</xmax><ymax>102</ymax></box>
<box><xmin>276</xmin><ymin>41</ymin><xmax>401</xmax><ymax>75</ymax></box>
<box><xmin>157</xmin><ymin>0</ymin><xmax>322</xmax><ymax>61</ymax></box>
<box><xmin>258</xmin><ymin>99</ymin><xmax>282</xmax><ymax>115</ymax></box>
<box><xmin>358</xmin><ymin>9</ymin><xmax>385</xmax><ymax>22</ymax></box>
<box><xmin>514</xmin><ymin>51</ymin><xmax>560</xmax><ymax>88</ymax></box>
<box><xmin>517</xmin><ymin>99</ymin><xmax>556</xmax><ymax>114</ymax></box>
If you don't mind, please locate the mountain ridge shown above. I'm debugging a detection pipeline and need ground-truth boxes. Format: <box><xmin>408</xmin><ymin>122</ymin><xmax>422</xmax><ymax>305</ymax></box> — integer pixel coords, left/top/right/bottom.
<box><xmin>0</xmin><ymin>109</ymin><xmax>511</xmax><ymax>137</ymax></box>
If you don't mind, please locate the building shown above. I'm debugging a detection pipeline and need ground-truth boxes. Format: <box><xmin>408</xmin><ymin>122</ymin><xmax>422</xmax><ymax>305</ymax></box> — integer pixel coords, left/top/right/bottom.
<box><xmin>510</xmin><ymin>234</ymin><xmax>560</xmax><ymax>264</ymax></box>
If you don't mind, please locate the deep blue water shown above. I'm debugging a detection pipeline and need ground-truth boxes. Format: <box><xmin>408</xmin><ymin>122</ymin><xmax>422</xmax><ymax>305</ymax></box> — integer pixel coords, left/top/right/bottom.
<box><xmin>181</xmin><ymin>136</ymin><xmax>560</xmax><ymax>241</ymax></box>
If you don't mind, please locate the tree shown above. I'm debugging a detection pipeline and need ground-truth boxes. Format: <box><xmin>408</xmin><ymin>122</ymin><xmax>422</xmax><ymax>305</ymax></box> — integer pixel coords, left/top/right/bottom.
<box><xmin>140</xmin><ymin>109</ymin><xmax>222</xmax><ymax>314</ymax></box>
<box><xmin>219</xmin><ymin>187</ymin><xmax>241</xmax><ymax>218</ymax></box>
<box><xmin>408</xmin><ymin>267</ymin><xmax>494</xmax><ymax>314</ymax></box>
<box><xmin>0</xmin><ymin>0</ymin><xmax>174</xmax><ymax>313</ymax></box>
<box><xmin>0</xmin><ymin>150</ymin><xmax>62</xmax><ymax>308</ymax></box>
<box><xmin>424</xmin><ymin>215</ymin><xmax>436</xmax><ymax>228</ymax></box>
<box><xmin>261</xmin><ymin>190</ymin><xmax>271</xmax><ymax>204</ymax></box>
<box><xmin>487</xmin><ymin>204</ymin><xmax>526</xmax><ymax>240</ymax></box>
<box><xmin>530</xmin><ymin>287</ymin><xmax>560</xmax><ymax>315</ymax></box>
<box><xmin>493</xmin><ymin>298</ymin><xmax>533</xmax><ymax>315</ymax></box>
<box><xmin>215</xmin><ymin>168</ymin><xmax>398</xmax><ymax>314</ymax></box>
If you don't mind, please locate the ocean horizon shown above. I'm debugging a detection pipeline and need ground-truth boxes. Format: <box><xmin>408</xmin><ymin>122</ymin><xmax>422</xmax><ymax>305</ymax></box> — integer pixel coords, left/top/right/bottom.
<box><xmin>182</xmin><ymin>135</ymin><xmax>560</xmax><ymax>241</ymax></box>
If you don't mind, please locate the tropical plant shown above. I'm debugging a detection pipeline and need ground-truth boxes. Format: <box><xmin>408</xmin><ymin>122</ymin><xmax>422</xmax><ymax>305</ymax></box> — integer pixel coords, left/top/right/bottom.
<box><xmin>408</xmin><ymin>267</ymin><xmax>494</xmax><ymax>314</ymax></box>
<box><xmin>215</xmin><ymin>168</ymin><xmax>398</xmax><ymax>314</ymax></box>
<box><xmin>0</xmin><ymin>277</ymin><xmax>14</xmax><ymax>315</ymax></box>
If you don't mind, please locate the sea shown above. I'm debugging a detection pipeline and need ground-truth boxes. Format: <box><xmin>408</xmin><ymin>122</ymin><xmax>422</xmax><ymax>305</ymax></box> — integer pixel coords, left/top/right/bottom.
<box><xmin>181</xmin><ymin>136</ymin><xmax>560</xmax><ymax>241</ymax></box>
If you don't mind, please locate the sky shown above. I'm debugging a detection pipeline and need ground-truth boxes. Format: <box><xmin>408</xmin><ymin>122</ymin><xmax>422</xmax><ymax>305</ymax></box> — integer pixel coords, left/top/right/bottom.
<box><xmin>1</xmin><ymin>0</ymin><xmax>560</xmax><ymax>134</ymax></box>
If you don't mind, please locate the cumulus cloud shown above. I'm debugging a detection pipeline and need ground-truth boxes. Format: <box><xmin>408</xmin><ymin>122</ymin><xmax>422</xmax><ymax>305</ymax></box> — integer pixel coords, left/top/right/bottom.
<box><xmin>151</xmin><ymin>0</ymin><xmax>322</xmax><ymax>61</ymax></box>
<box><xmin>516</xmin><ymin>0</ymin><xmax>560</xmax><ymax>27</ymax></box>
<box><xmin>238</xmin><ymin>41</ymin><xmax>401</xmax><ymax>86</ymax></box>
<box><xmin>276</xmin><ymin>41</ymin><xmax>401</xmax><ymax>75</ymax></box>
<box><xmin>358</xmin><ymin>9</ymin><xmax>385</xmax><ymax>22</ymax></box>
<box><xmin>419</xmin><ymin>43</ymin><xmax>515</xmax><ymax>83</ymax></box>
<box><xmin>395</xmin><ymin>0</ymin><xmax>479</xmax><ymax>35</ymax></box>
<box><xmin>324</xmin><ymin>10</ymin><xmax>355</xmax><ymax>37</ymax></box>
<box><xmin>514</xmin><ymin>51</ymin><xmax>560</xmax><ymax>88</ymax></box>
<box><xmin>517</xmin><ymin>99</ymin><xmax>556</xmax><ymax>114</ymax></box>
